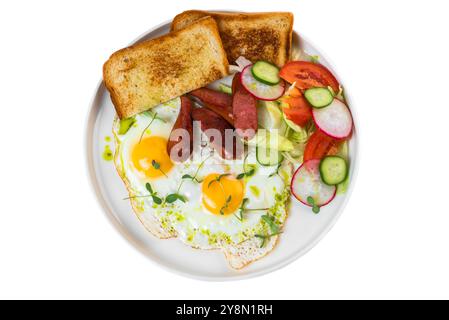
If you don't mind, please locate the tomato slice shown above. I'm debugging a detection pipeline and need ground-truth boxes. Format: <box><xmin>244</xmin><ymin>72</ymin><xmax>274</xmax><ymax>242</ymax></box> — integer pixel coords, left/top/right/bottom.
<box><xmin>304</xmin><ymin>130</ymin><xmax>339</xmax><ymax>162</ymax></box>
<box><xmin>286</xmin><ymin>85</ymin><xmax>302</xmax><ymax>97</ymax></box>
<box><xmin>281</xmin><ymin>96</ymin><xmax>312</xmax><ymax>127</ymax></box>
<box><xmin>279</xmin><ymin>61</ymin><xmax>339</xmax><ymax>93</ymax></box>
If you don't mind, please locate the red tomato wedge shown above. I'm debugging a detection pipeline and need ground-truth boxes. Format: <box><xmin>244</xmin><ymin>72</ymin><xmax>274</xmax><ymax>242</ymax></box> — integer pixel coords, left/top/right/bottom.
<box><xmin>304</xmin><ymin>130</ymin><xmax>340</xmax><ymax>162</ymax></box>
<box><xmin>281</xmin><ymin>96</ymin><xmax>312</xmax><ymax>127</ymax></box>
<box><xmin>279</xmin><ymin>61</ymin><xmax>340</xmax><ymax>93</ymax></box>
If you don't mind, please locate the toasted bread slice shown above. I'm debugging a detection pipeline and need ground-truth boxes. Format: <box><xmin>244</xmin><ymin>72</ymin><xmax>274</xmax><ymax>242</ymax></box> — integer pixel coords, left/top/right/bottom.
<box><xmin>103</xmin><ymin>17</ymin><xmax>229</xmax><ymax>119</ymax></box>
<box><xmin>172</xmin><ymin>11</ymin><xmax>293</xmax><ymax>67</ymax></box>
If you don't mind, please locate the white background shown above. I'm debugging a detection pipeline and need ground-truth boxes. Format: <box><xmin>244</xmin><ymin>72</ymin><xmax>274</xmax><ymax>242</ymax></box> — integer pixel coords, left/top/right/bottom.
<box><xmin>0</xmin><ymin>0</ymin><xmax>448</xmax><ymax>300</ymax></box>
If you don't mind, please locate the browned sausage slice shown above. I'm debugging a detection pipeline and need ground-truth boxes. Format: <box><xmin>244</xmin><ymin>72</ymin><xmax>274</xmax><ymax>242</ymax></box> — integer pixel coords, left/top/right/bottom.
<box><xmin>202</xmin><ymin>102</ymin><xmax>234</xmax><ymax>126</ymax></box>
<box><xmin>190</xmin><ymin>88</ymin><xmax>234</xmax><ymax>125</ymax></box>
<box><xmin>232</xmin><ymin>73</ymin><xmax>258</xmax><ymax>139</ymax></box>
<box><xmin>190</xmin><ymin>88</ymin><xmax>233</xmax><ymax>109</ymax></box>
<box><xmin>167</xmin><ymin>96</ymin><xmax>193</xmax><ymax>162</ymax></box>
<box><xmin>192</xmin><ymin>108</ymin><xmax>242</xmax><ymax>159</ymax></box>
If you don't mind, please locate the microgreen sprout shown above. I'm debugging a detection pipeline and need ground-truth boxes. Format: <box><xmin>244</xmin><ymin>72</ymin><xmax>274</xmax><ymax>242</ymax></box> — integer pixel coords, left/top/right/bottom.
<box><xmin>255</xmin><ymin>214</ymin><xmax>282</xmax><ymax>247</ymax></box>
<box><xmin>139</xmin><ymin>112</ymin><xmax>166</xmax><ymax>143</ymax></box>
<box><xmin>208</xmin><ymin>173</ymin><xmax>230</xmax><ymax>188</ymax></box>
<box><xmin>234</xmin><ymin>198</ymin><xmax>269</xmax><ymax>222</ymax></box>
<box><xmin>151</xmin><ymin>160</ymin><xmax>168</xmax><ymax>177</ymax></box>
<box><xmin>122</xmin><ymin>182</ymin><xmax>162</xmax><ymax>205</ymax></box>
<box><xmin>181</xmin><ymin>154</ymin><xmax>211</xmax><ymax>183</ymax></box>
<box><xmin>165</xmin><ymin>193</ymin><xmax>186</xmax><ymax>204</ymax></box>
<box><xmin>237</xmin><ymin>155</ymin><xmax>256</xmax><ymax>180</ymax></box>
<box><xmin>220</xmin><ymin>195</ymin><xmax>232</xmax><ymax>216</ymax></box>
<box><xmin>269</xmin><ymin>163</ymin><xmax>282</xmax><ymax>178</ymax></box>
<box><xmin>255</xmin><ymin>232</ymin><xmax>282</xmax><ymax>248</ymax></box>
<box><xmin>307</xmin><ymin>196</ymin><xmax>320</xmax><ymax>214</ymax></box>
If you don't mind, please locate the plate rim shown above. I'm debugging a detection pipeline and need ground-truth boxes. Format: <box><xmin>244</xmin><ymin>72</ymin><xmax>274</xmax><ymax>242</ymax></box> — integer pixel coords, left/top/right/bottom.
<box><xmin>84</xmin><ymin>17</ymin><xmax>360</xmax><ymax>282</ymax></box>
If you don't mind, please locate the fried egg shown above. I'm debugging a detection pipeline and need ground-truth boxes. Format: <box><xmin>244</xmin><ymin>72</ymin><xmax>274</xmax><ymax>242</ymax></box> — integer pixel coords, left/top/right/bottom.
<box><xmin>113</xmin><ymin>97</ymin><xmax>292</xmax><ymax>269</ymax></box>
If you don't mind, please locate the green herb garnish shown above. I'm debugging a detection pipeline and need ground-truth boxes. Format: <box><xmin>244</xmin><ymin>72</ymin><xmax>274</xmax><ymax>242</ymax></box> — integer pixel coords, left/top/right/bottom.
<box><xmin>139</xmin><ymin>112</ymin><xmax>165</xmax><ymax>143</ymax></box>
<box><xmin>208</xmin><ymin>173</ymin><xmax>231</xmax><ymax>188</ymax></box>
<box><xmin>268</xmin><ymin>163</ymin><xmax>282</xmax><ymax>178</ymax></box>
<box><xmin>220</xmin><ymin>195</ymin><xmax>232</xmax><ymax>215</ymax></box>
<box><xmin>235</xmin><ymin>198</ymin><xmax>249</xmax><ymax>221</ymax></box>
<box><xmin>122</xmin><ymin>182</ymin><xmax>162</xmax><ymax>204</ymax></box>
<box><xmin>255</xmin><ymin>232</ymin><xmax>282</xmax><ymax>248</ymax></box>
<box><xmin>307</xmin><ymin>196</ymin><xmax>320</xmax><ymax>214</ymax></box>
<box><xmin>254</xmin><ymin>214</ymin><xmax>282</xmax><ymax>247</ymax></box>
<box><xmin>151</xmin><ymin>160</ymin><xmax>168</xmax><ymax>177</ymax></box>
<box><xmin>237</xmin><ymin>155</ymin><xmax>256</xmax><ymax>180</ymax></box>
<box><xmin>181</xmin><ymin>154</ymin><xmax>211</xmax><ymax>183</ymax></box>
<box><xmin>261</xmin><ymin>214</ymin><xmax>280</xmax><ymax>234</ymax></box>
<box><xmin>146</xmin><ymin>183</ymin><xmax>162</xmax><ymax>204</ymax></box>
<box><xmin>234</xmin><ymin>198</ymin><xmax>269</xmax><ymax>222</ymax></box>
<box><xmin>237</xmin><ymin>167</ymin><xmax>255</xmax><ymax>180</ymax></box>
<box><xmin>165</xmin><ymin>193</ymin><xmax>186</xmax><ymax>204</ymax></box>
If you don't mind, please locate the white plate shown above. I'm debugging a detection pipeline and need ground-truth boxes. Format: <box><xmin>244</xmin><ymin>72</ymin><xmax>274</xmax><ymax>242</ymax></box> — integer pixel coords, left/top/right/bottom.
<box><xmin>85</xmin><ymin>19</ymin><xmax>359</xmax><ymax>281</ymax></box>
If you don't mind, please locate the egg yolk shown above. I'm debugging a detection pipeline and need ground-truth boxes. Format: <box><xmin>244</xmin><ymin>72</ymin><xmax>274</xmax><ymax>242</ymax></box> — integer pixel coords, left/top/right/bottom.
<box><xmin>131</xmin><ymin>136</ymin><xmax>173</xmax><ymax>178</ymax></box>
<box><xmin>202</xmin><ymin>173</ymin><xmax>244</xmax><ymax>215</ymax></box>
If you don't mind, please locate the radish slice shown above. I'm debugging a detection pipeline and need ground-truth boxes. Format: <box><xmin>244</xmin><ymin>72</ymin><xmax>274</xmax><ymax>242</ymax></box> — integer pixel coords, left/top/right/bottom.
<box><xmin>291</xmin><ymin>159</ymin><xmax>336</xmax><ymax>207</ymax></box>
<box><xmin>241</xmin><ymin>65</ymin><xmax>285</xmax><ymax>101</ymax></box>
<box><xmin>312</xmin><ymin>99</ymin><xmax>353</xmax><ymax>139</ymax></box>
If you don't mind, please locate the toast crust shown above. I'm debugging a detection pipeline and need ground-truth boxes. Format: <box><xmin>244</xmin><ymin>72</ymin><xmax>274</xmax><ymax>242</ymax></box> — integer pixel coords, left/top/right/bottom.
<box><xmin>172</xmin><ymin>11</ymin><xmax>293</xmax><ymax>67</ymax></box>
<box><xmin>104</xmin><ymin>16</ymin><xmax>229</xmax><ymax>119</ymax></box>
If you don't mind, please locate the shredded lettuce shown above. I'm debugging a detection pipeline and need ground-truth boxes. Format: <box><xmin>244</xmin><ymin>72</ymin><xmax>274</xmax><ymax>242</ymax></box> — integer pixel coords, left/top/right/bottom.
<box><xmin>281</xmin><ymin>121</ymin><xmax>315</xmax><ymax>162</ymax></box>
<box><xmin>337</xmin><ymin>174</ymin><xmax>350</xmax><ymax>194</ymax></box>
<box><xmin>337</xmin><ymin>141</ymin><xmax>350</xmax><ymax>194</ymax></box>
<box><xmin>219</xmin><ymin>83</ymin><xmax>232</xmax><ymax>95</ymax></box>
<box><xmin>310</xmin><ymin>55</ymin><xmax>320</xmax><ymax>64</ymax></box>
<box><xmin>336</xmin><ymin>85</ymin><xmax>345</xmax><ymax>102</ymax></box>
<box><xmin>292</xmin><ymin>48</ymin><xmax>320</xmax><ymax>63</ymax></box>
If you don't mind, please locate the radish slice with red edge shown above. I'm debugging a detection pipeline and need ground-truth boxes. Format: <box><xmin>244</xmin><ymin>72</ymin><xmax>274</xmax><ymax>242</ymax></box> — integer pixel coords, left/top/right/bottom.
<box><xmin>291</xmin><ymin>159</ymin><xmax>336</xmax><ymax>207</ymax></box>
<box><xmin>312</xmin><ymin>99</ymin><xmax>353</xmax><ymax>139</ymax></box>
<box><xmin>240</xmin><ymin>65</ymin><xmax>285</xmax><ymax>101</ymax></box>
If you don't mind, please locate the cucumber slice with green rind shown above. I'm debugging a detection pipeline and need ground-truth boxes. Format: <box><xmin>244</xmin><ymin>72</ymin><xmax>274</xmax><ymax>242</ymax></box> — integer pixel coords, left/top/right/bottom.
<box><xmin>256</xmin><ymin>146</ymin><xmax>284</xmax><ymax>166</ymax></box>
<box><xmin>319</xmin><ymin>156</ymin><xmax>348</xmax><ymax>185</ymax></box>
<box><xmin>251</xmin><ymin>61</ymin><xmax>281</xmax><ymax>85</ymax></box>
<box><xmin>304</xmin><ymin>87</ymin><xmax>334</xmax><ymax>108</ymax></box>
<box><xmin>241</xmin><ymin>65</ymin><xmax>285</xmax><ymax>101</ymax></box>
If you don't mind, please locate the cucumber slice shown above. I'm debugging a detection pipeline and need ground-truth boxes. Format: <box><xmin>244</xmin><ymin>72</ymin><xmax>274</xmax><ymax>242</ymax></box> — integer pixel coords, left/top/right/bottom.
<box><xmin>304</xmin><ymin>87</ymin><xmax>334</xmax><ymax>108</ymax></box>
<box><xmin>319</xmin><ymin>156</ymin><xmax>348</xmax><ymax>185</ymax></box>
<box><xmin>257</xmin><ymin>147</ymin><xmax>283</xmax><ymax>166</ymax></box>
<box><xmin>241</xmin><ymin>65</ymin><xmax>285</xmax><ymax>101</ymax></box>
<box><xmin>251</xmin><ymin>61</ymin><xmax>281</xmax><ymax>85</ymax></box>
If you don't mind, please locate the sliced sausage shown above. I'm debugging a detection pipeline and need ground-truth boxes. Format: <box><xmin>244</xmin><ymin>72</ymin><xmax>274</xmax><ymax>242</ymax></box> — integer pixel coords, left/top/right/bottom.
<box><xmin>167</xmin><ymin>96</ymin><xmax>193</xmax><ymax>162</ymax></box>
<box><xmin>192</xmin><ymin>108</ymin><xmax>242</xmax><ymax>159</ymax></box>
<box><xmin>202</xmin><ymin>102</ymin><xmax>234</xmax><ymax>126</ymax></box>
<box><xmin>190</xmin><ymin>88</ymin><xmax>234</xmax><ymax>125</ymax></box>
<box><xmin>190</xmin><ymin>88</ymin><xmax>233</xmax><ymax>109</ymax></box>
<box><xmin>232</xmin><ymin>73</ymin><xmax>258</xmax><ymax>139</ymax></box>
